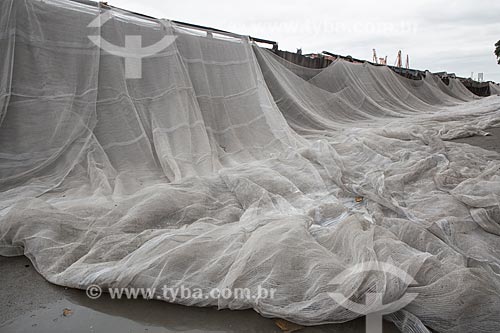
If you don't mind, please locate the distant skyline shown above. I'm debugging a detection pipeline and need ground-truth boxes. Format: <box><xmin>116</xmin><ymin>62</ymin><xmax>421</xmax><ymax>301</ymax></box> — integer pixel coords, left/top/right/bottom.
<box><xmin>111</xmin><ymin>0</ymin><xmax>500</xmax><ymax>82</ymax></box>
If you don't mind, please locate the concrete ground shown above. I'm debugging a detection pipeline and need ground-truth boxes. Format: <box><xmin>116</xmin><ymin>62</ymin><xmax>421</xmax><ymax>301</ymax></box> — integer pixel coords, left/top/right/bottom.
<box><xmin>0</xmin><ymin>256</ymin><xmax>400</xmax><ymax>333</ymax></box>
<box><xmin>1</xmin><ymin>128</ymin><xmax>499</xmax><ymax>333</ymax></box>
<box><xmin>451</xmin><ymin>127</ymin><xmax>500</xmax><ymax>153</ymax></box>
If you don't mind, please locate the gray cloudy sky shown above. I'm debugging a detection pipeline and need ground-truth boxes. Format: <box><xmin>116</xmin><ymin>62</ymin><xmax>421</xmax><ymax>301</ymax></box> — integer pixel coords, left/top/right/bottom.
<box><xmin>112</xmin><ymin>0</ymin><xmax>500</xmax><ymax>82</ymax></box>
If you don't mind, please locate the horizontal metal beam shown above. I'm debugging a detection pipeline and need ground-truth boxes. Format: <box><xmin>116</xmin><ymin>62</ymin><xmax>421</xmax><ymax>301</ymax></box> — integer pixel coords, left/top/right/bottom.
<box><xmin>63</xmin><ymin>0</ymin><xmax>277</xmax><ymax>45</ymax></box>
<box><xmin>171</xmin><ymin>20</ymin><xmax>277</xmax><ymax>45</ymax></box>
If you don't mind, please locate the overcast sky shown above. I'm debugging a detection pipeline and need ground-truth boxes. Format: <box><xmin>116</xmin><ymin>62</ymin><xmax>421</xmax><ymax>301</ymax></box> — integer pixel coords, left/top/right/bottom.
<box><xmin>112</xmin><ymin>0</ymin><xmax>500</xmax><ymax>82</ymax></box>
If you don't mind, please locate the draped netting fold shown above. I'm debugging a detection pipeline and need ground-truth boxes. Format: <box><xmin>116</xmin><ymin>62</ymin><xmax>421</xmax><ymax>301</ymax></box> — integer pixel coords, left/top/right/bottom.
<box><xmin>490</xmin><ymin>82</ymin><xmax>500</xmax><ymax>96</ymax></box>
<box><xmin>1</xmin><ymin>1</ymin><xmax>500</xmax><ymax>333</ymax></box>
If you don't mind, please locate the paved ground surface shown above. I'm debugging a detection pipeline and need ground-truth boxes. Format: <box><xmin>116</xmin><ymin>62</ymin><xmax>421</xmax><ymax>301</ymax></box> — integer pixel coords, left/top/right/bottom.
<box><xmin>0</xmin><ymin>256</ymin><xmax>401</xmax><ymax>333</ymax></box>
<box><xmin>1</xmin><ymin>128</ymin><xmax>499</xmax><ymax>333</ymax></box>
<box><xmin>451</xmin><ymin>127</ymin><xmax>500</xmax><ymax>154</ymax></box>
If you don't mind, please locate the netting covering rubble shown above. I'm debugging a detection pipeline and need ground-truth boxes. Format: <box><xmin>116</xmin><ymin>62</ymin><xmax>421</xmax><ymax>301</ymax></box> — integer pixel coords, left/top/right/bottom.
<box><xmin>1</xmin><ymin>1</ymin><xmax>500</xmax><ymax>332</ymax></box>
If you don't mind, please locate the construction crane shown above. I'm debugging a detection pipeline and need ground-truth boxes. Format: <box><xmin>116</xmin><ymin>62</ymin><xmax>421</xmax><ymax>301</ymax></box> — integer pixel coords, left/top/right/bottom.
<box><xmin>395</xmin><ymin>50</ymin><xmax>402</xmax><ymax>67</ymax></box>
<box><xmin>372</xmin><ymin>49</ymin><xmax>378</xmax><ymax>64</ymax></box>
<box><xmin>373</xmin><ymin>49</ymin><xmax>388</xmax><ymax>65</ymax></box>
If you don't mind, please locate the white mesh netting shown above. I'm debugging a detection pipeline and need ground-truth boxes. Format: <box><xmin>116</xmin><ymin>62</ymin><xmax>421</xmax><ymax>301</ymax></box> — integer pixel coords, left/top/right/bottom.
<box><xmin>1</xmin><ymin>1</ymin><xmax>500</xmax><ymax>332</ymax></box>
<box><xmin>490</xmin><ymin>82</ymin><xmax>500</xmax><ymax>96</ymax></box>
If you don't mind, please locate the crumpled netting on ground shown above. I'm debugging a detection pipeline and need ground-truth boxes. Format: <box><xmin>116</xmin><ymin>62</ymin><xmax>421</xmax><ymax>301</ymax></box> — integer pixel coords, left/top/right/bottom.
<box><xmin>1</xmin><ymin>1</ymin><xmax>500</xmax><ymax>333</ymax></box>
